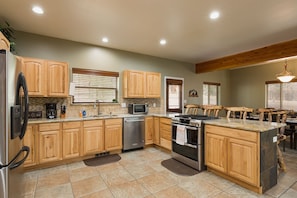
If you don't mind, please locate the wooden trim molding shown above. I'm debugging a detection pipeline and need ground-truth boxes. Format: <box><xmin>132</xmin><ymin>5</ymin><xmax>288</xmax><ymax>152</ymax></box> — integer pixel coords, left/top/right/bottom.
<box><xmin>203</xmin><ymin>82</ymin><xmax>221</xmax><ymax>86</ymax></box>
<box><xmin>72</xmin><ymin>68</ymin><xmax>119</xmax><ymax>77</ymax></box>
<box><xmin>195</xmin><ymin>38</ymin><xmax>297</xmax><ymax>74</ymax></box>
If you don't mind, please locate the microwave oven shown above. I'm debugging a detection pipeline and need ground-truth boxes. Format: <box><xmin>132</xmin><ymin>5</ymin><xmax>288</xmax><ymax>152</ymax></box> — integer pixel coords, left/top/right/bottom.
<box><xmin>128</xmin><ymin>103</ymin><xmax>149</xmax><ymax>114</ymax></box>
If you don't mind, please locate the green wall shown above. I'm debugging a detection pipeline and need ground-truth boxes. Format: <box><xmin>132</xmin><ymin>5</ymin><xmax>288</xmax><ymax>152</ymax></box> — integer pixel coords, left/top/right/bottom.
<box><xmin>14</xmin><ymin>31</ymin><xmax>231</xmax><ymax>107</ymax></box>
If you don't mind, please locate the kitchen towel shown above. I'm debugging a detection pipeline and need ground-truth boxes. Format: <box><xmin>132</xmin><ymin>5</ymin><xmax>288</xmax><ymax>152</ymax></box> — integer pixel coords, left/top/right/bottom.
<box><xmin>176</xmin><ymin>125</ymin><xmax>187</xmax><ymax>145</ymax></box>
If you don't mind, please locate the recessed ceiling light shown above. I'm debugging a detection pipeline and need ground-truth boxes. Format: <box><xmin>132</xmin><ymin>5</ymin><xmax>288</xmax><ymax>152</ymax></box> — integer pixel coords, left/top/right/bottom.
<box><xmin>209</xmin><ymin>11</ymin><xmax>220</xmax><ymax>20</ymax></box>
<box><xmin>102</xmin><ymin>37</ymin><xmax>109</xmax><ymax>43</ymax></box>
<box><xmin>32</xmin><ymin>6</ymin><xmax>44</xmax><ymax>14</ymax></box>
<box><xmin>160</xmin><ymin>39</ymin><xmax>167</xmax><ymax>45</ymax></box>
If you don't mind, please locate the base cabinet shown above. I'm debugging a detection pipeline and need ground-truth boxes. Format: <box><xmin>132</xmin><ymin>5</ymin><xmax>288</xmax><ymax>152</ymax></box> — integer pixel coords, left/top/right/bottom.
<box><xmin>205</xmin><ymin>125</ymin><xmax>260</xmax><ymax>192</ymax></box>
<box><xmin>38</xmin><ymin>123</ymin><xmax>62</xmax><ymax>164</ymax></box>
<box><xmin>145</xmin><ymin>116</ymin><xmax>154</xmax><ymax>145</ymax></box>
<box><xmin>62</xmin><ymin>121</ymin><xmax>81</xmax><ymax>159</ymax></box>
<box><xmin>105</xmin><ymin>119</ymin><xmax>122</xmax><ymax>151</ymax></box>
<box><xmin>83</xmin><ymin>120</ymin><xmax>104</xmax><ymax>156</ymax></box>
<box><xmin>23</xmin><ymin>124</ymin><xmax>38</xmax><ymax>167</ymax></box>
<box><xmin>153</xmin><ymin>117</ymin><xmax>160</xmax><ymax>145</ymax></box>
<box><xmin>159</xmin><ymin>118</ymin><xmax>172</xmax><ymax>150</ymax></box>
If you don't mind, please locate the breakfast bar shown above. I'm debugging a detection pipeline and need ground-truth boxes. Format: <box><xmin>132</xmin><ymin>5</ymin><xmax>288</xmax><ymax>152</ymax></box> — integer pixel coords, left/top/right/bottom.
<box><xmin>203</xmin><ymin>118</ymin><xmax>286</xmax><ymax>194</ymax></box>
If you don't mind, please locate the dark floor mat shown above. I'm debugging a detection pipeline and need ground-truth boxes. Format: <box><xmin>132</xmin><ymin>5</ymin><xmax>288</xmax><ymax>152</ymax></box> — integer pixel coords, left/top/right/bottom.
<box><xmin>83</xmin><ymin>154</ymin><xmax>121</xmax><ymax>166</ymax></box>
<box><xmin>161</xmin><ymin>158</ymin><xmax>199</xmax><ymax>176</ymax></box>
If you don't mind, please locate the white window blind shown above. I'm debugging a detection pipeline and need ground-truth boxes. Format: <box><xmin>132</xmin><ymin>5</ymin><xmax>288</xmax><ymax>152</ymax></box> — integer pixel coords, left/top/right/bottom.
<box><xmin>203</xmin><ymin>82</ymin><xmax>221</xmax><ymax>105</ymax></box>
<box><xmin>72</xmin><ymin>68</ymin><xmax>119</xmax><ymax>103</ymax></box>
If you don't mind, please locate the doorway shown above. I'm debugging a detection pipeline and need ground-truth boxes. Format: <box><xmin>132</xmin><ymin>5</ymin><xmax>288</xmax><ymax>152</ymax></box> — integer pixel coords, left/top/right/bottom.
<box><xmin>165</xmin><ymin>77</ymin><xmax>184</xmax><ymax>113</ymax></box>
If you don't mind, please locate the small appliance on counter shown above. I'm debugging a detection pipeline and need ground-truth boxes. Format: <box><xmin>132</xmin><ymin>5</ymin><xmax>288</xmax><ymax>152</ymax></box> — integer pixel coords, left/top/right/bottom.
<box><xmin>128</xmin><ymin>103</ymin><xmax>148</xmax><ymax>114</ymax></box>
<box><xmin>46</xmin><ymin>103</ymin><xmax>57</xmax><ymax>119</ymax></box>
<box><xmin>60</xmin><ymin>105</ymin><xmax>66</xmax><ymax>118</ymax></box>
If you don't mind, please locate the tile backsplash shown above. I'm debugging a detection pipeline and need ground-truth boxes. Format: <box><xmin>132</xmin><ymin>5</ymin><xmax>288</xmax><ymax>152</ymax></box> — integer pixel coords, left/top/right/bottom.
<box><xmin>28</xmin><ymin>97</ymin><xmax>164</xmax><ymax>118</ymax></box>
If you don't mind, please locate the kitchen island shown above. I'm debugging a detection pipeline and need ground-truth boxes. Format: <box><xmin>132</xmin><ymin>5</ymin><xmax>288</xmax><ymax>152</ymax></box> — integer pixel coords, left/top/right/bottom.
<box><xmin>203</xmin><ymin>118</ymin><xmax>285</xmax><ymax>194</ymax></box>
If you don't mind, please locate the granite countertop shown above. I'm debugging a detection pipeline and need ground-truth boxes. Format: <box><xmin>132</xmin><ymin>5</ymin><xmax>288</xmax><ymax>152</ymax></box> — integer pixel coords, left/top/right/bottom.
<box><xmin>28</xmin><ymin>113</ymin><xmax>177</xmax><ymax>124</ymax></box>
<box><xmin>203</xmin><ymin>117</ymin><xmax>286</xmax><ymax>132</ymax></box>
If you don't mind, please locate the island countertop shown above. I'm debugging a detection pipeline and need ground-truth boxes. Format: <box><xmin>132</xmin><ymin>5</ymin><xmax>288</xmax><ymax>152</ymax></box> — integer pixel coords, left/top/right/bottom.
<box><xmin>203</xmin><ymin>117</ymin><xmax>286</xmax><ymax>132</ymax></box>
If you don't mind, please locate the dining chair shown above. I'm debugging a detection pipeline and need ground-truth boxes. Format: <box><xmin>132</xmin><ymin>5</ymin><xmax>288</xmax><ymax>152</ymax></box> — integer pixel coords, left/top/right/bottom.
<box><xmin>184</xmin><ymin>104</ymin><xmax>200</xmax><ymax>115</ymax></box>
<box><xmin>225</xmin><ymin>106</ymin><xmax>254</xmax><ymax>119</ymax></box>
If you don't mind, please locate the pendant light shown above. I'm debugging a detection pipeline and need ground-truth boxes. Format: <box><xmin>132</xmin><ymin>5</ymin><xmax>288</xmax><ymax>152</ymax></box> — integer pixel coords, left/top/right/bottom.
<box><xmin>276</xmin><ymin>60</ymin><xmax>295</xmax><ymax>82</ymax></box>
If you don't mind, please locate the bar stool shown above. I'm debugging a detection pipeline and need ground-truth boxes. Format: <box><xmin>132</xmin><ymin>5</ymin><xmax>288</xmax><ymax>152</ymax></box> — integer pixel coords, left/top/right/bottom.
<box><xmin>184</xmin><ymin>104</ymin><xmax>200</xmax><ymax>115</ymax></box>
<box><xmin>225</xmin><ymin>106</ymin><xmax>254</xmax><ymax>119</ymax></box>
<box><xmin>202</xmin><ymin>105</ymin><xmax>223</xmax><ymax>117</ymax></box>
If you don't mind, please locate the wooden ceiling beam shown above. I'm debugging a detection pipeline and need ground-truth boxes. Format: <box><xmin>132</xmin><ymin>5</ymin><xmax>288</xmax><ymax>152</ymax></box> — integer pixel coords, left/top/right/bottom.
<box><xmin>195</xmin><ymin>38</ymin><xmax>297</xmax><ymax>74</ymax></box>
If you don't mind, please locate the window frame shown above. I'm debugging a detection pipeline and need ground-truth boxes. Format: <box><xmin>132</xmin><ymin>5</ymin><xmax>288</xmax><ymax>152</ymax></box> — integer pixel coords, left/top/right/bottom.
<box><xmin>71</xmin><ymin>68</ymin><xmax>119</xmax><ymax>104</ymax></box>
<box><xmin>203</xmin><ymin>81</ymin><xmax>221</xmax><ymax>105</ymax></box>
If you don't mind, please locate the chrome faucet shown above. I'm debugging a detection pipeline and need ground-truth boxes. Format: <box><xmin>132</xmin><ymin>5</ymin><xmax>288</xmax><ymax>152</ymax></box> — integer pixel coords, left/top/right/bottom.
<box><xmin>95</xmin><ymin>99</ymin><xmax>102</xmax><ymax>115</ymax></box>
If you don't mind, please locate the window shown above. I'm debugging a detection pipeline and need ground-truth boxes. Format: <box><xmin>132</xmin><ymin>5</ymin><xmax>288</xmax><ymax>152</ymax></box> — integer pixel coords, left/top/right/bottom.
<box><xmin>166</xmin><ymin>78</ymin><xmax>183</xmax><ymax>113</ymax></box>
<box><xmin>266</xmin><ymin>80</ymin><xmax>297</xmax><ymax>110</ymax></box>
<box><xmin>72</xmin><ymin>68</ymin><xmax>119</xmax><ymax>103</ymax></box>
<box><xmin>203</xmin><ymin>82</ymin><xmax>220</xmax><ymax>105</ymax></box>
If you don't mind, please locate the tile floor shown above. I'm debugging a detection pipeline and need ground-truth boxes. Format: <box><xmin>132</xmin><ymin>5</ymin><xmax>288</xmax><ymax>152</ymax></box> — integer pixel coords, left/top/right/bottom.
<box><xmin>22</xmin><ymin>146</ymin><xmax>297</xmax><ymax>198</ymax></box>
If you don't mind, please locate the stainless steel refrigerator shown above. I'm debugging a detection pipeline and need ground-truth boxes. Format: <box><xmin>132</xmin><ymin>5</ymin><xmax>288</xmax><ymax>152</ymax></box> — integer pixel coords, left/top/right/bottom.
<box><xmin>0</xmin><ymin>50</ymin><xmax>30</xmax><ymax>198</ymax></box>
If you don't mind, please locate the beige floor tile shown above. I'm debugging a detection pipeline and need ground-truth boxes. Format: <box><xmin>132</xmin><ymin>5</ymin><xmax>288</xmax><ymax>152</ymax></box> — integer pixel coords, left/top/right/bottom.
<box><xmin>69</xmin><ymin>166</ymin><xmax>99</xmax><ymax>182</ymax></box>
<box><xmin>37</xmin><ymin>172</ymin><xmax>70</xmax><ymax>189</ymax></box>
<box><xmin>80</xmin><ymin>188</ymin><xmax>114</xmax><ymax>198</ymax></box>
<box><xmin>124</xmin><ymin>162</ymin><xmax>157</xmax><ymax>179</ymax></box>
<box><xmin>67</xmin><ymin>161</ymin><xmax>87</xmax><ymax>171</ymax></box>
<box><xmin>137</xmin><ymin>171</ymin><xmax>178</xmax><ymax>193</ymax></box>
<box><xmin>37</xmin><ymin>165</ymin><xmax>68</xmax><ymax>176</ymax></box>
<box><xmin>109</xmin><ymin>180</ymin><xmax>151</xmax><ymax>198</ymax></box>
<box><xmin>153</xmin><ymin>185</ymin><xmax>195</xmax><ymax>198</ymax></box>
<box><xmin>100</xmin><ymin>165</ymin><xmax>135</xmax><ymax>187</ymax></box>
<box><xmin>34</xmin><ymin>183</ymin><xmax>74</xmax><ymax>198</ymax></box>
<box><xmin>291</xmin><ymin>181</ymin><xmax>297</xmax><ymax>191</ymax></box>
<box><xmin>71</xmin><ymin>175</ymin><xmax>107</xmax><ymax>197</ymax></box>
<box><xmin>279</xmin><ymin>188</ymin><xmax>297</xmax><ymax>198</ymax></box>
<box><xmin>22</xmin><ymin>177</ymin><xmax>37</xmax><ymax>196</ymax></box>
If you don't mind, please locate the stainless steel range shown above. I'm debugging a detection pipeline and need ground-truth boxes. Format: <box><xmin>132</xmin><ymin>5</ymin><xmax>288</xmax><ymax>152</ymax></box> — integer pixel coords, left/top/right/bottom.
<box><xmin>171</xmin><ymin>114</ymin><xmax>218</xmax><ymax>171</ymax></box>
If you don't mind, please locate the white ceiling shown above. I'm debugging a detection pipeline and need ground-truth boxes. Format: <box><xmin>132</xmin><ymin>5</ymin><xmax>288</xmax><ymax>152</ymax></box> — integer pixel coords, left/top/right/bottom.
<box><xmin>1</xmin><ymin>0</ymin><xmax>297</xmax><ymax>64</ymax></box>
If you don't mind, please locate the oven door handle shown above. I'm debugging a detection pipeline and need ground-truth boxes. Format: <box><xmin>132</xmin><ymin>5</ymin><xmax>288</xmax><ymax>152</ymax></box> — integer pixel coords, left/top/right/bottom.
<box><xmin>172</xmin><ymin>124</ymin><xmax>198</xmax><ymax>130</ymax></box>
<box><xmin>172</xmin><ymin>139</ymin><xmax>198</xmax><ymax>148</ymax></box>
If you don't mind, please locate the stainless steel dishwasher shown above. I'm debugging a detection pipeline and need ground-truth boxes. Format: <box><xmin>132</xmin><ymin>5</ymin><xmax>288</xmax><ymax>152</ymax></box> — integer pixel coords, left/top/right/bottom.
<box><xmin>123</xmin><ymin>116</ymin><xmax>145</xmax><ymax>151</ymax></box>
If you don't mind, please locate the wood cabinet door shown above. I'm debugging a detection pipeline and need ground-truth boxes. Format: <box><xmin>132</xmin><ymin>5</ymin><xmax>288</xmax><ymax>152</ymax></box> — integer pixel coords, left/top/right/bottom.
<box><xmin>63</xmin><ymin>128</ymin><xmax>81</xmax><ymax>159</ymax></box>
<box><xmin>153</xmin><ymin>117</ymin><xmax>160</xmax><ymax>145</ymax></box>
<box><xmin>83</xmin><ymin>126</ymin><xmax>104</xmax><ymax>155</ymax></box>
<box><xmin>23</xmin><ymin>125</ymin><xmax>38</xmax><ymax>167</ymax></box>
<box><xmin>124</xmin><ymin>70</ymin><xmax>145</xmax><ymax>98</ymax></box>
<box><xmin>39</xmin><ymin>130</ymin><xmax>62</xmax><ymax>164</ymax></box>
<box><xmin>47</xmin><ymin>61</ymin><xmax>69</xmax><ymax>97</ymax></box>
<box><xmin>205</xmin><ymin>133</ymin><xmax>227</xmax><ymax>173</ymax></box>
<box><xmin>145</xmin><ymin>117</ymin><xmax>154</xmax><ymax>145</ymax></box>
<box><xmin>159</xmin><ymin>118</ymin><xmax>172</xmax><ymax>150</ymax></box>
<box><xmin>18</xmin><ymin>57</ymin><xmax>46</xmax><ymax>96</ymax></box>
<box><xmin>146</xmin><ymin>72</ymin><xmax>161</xmax><ymax>98</ymax></box>
<box><xmin>105</xmin><ymin>119</ymin><xmax>122</xmax><ymax>151</ymax></box>
<box><xmin>228</xmin><ymin>138</ymin><xmax>259</xmax><ymax>185</ymax></box>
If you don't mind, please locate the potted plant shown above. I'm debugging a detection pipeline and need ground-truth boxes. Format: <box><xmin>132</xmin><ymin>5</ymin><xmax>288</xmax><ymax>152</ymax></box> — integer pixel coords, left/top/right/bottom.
<box><xmin>0</xmin><ymin>21</ymin><xmax>16</xmax><ymax>53</ymax></box>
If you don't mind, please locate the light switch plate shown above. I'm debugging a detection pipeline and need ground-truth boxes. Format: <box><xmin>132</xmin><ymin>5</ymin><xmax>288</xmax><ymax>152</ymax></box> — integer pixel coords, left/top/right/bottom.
<box><xmin>121</xmin><ymin>103</ymin><xmax>126</xmax><ymax>108</ymax></box>
<box><xmin>273</xmin><ymin>136</ymin><xmax>277</xmax><ymax>143</ymax></box>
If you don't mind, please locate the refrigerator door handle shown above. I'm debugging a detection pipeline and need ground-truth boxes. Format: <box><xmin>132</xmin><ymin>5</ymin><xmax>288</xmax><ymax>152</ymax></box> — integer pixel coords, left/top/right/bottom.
<box><xmin>15</xmin><ymin>72</ymin><xmax>29</xmax><ymax>140</ymax></box>
<box><xmin>0</xmin><ymin>146</ymin><xmax>30</xmax><ymax>170</ymax></box>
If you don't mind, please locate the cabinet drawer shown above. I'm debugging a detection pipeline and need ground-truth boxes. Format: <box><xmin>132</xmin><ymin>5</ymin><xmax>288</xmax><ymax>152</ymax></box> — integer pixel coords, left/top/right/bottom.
<box><xmin>160</xmin><ymin>118</ymin><xmax>171</xmax><ymax>125</ymax></box>
<box><xmin>63</xmin><ymin>121</ymin><xmax>81</xmax><ymax>129</ymax></box>
<box><xmin>105</xmin><ymin>118</ymin><xmax>122</xmax><ymax>125</ymax></box>
<box><xmin>83</xmin><ymin>120</ymin><xmax>103</xmax><ymax>127</ymax></box>
<box><xmin>39</xmin><ymin>123</ymin><xmax>60</xmax><ymax>131</ymax></box>
<box><xmin>205</xmin><ymin>125</ymin><xmax>258</xmax><ymax>143</ymax></box>
<box><xmin>160</xmin><ymin>124</ymin><xmax>171</xmax><ymax>140</ymax></box>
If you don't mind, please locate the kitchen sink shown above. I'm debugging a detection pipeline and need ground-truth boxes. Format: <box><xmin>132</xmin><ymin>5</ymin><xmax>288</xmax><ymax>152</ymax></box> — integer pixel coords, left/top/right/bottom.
<box><xmin>90</xmin><ymin>114</ymin><xmax>118</xmax><ymax>118</ymax></box>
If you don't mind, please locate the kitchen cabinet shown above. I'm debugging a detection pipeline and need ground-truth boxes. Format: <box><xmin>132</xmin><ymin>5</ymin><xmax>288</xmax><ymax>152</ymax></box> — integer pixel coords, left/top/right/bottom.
<box><xmin>0</xmin><ymin>32</ymin><xmax>10</xmax><ymax>51</ymax></box>
<box><xmin>17</xmin><ymin>57</ymin><xmax>47</xmax><ymax>96</ymax></box>
<box><xmin>145</xmin><ymin>116</ymin><xmax>154</xmax><ymax>145</ymax></box>
<box><xmin>146</xmin><ymin>72</ymin><xmax>161</xmax><ymax>98</ymax></box>
<box><xmin>62</xmin><ymin>121</ymin><xmax>81</xmax><ymax>159</ymax></box>
<box><xmin>38</xmin><ymin>123</ymin><xmax>62</xmax><ymax>164</ymax></box>
<box><xmin>123</xmin><ymin>70</ymin><xmax>161</xmax><ymax>98</ymax></box>
<box><xmin>47</xmin><ymin>61</ymin><xmax>69</xmax><ymax>97</ymax></box>
<box><xmin>153</xmin><ymin>117</ymin><xmax>160</xmax><ymax>145</ymax></box>
<box><xmin>205</xmin><ymin>125</ymin><xmax>259</xmax><ymax>191</ymax></box>
<box><xmin>105</xmin><ymin>119</ymin><xmax>122</xmax><ymax>151</ymax></box>
<box><xmin>83</xmin><ymin>120</ymin><xmax>104</xmax><ymax>155</ymax></box>
<box><xmin>23</xmin><ymin>124</ymin><xmax>38</xmax><ymax>167</ymax></box>
<box><xmin>159</xmin><ymin>117</ymin><xmax>171</xmax><ymax>150</ymax></box>
<box><xmin>17</xmin><ymin>56</ymin><xmax>69</xmax><ymax>97</ymax></box>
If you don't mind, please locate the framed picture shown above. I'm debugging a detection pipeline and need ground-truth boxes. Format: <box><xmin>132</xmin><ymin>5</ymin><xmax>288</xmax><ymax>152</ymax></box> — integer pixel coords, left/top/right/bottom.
<box><xmin>189</xmin><ymin>89</ymin><xmax>198</xmax><ymax>97</ymax></box>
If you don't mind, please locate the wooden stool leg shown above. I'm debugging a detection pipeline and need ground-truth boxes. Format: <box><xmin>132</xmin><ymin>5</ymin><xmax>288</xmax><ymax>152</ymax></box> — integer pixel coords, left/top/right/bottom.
<box><xmin>277</xmin><ymin>144</ymin><xmax>287</xmax><ymax>172</ymax></box>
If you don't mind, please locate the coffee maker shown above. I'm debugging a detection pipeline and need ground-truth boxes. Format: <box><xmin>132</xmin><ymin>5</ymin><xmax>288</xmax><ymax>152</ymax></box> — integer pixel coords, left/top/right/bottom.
<box><xmin>46</xmin><ymin>103</ymin><xmax>57</xmax><ymax>119</ymax></box>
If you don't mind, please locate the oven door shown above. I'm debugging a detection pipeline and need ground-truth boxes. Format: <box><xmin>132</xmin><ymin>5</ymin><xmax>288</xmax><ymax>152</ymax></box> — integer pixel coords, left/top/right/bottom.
<box><xmin>172</xmin><ymin>123</ymin><xmax>200</xmax><ymax>161</ymax></box>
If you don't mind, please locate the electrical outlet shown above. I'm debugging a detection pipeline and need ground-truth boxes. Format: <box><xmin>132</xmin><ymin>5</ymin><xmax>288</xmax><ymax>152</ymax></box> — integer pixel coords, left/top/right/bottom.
<box><xmin>273</xmin><ymin>136</ymin><xmax>277</xmax><ymax>143</ymax></box>
<box><xmin>121</xmin><ymin>103</ymin><xmax>126</xmax><ymax>108</ymax></box>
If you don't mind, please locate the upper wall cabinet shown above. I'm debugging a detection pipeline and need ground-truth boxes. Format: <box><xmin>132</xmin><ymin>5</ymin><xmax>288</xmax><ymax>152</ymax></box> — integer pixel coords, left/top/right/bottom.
<box><xmin>17</xmin><ymin>57</ymin><xmax>69</xmax><ymax>97</ymax></box>
<box><xmin>0</xmin><ymin>32</ymin><xmax>10</xmax><ymax>51</ymax></box>
<box><xmin>123</xmin><ymin>70</ymin><xmax>161</xmax><ymax>98</ymax></box>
